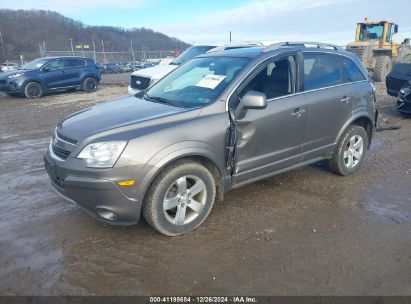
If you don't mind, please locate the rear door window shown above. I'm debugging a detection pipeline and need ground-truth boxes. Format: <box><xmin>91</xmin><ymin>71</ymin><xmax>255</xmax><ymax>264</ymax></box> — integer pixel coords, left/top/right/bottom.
<box><xmin>45</xmin><ymin>59</ymin><xmax>64</xmax><ymax>70</ymax></box>
<box><xmin>65</xmin><ymin>58</ymin><xmax>85</xmax><ymax>68</ymax></box>
<box><xmin>339</xmin><ymin>57</ymin><xmax>366</xmax><ymax>83</ymax></box>
<box><xmin>303</xmin><ymin>53</ymin><xmax>342</xmax><ymax>91</ymax></box>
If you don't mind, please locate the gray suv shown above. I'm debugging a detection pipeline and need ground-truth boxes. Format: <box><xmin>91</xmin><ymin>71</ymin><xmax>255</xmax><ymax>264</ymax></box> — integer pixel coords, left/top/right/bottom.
<box><xmin>44</xmin><ymin>42</ymin><xmax>378</xmax><ymax>236</ymax></box>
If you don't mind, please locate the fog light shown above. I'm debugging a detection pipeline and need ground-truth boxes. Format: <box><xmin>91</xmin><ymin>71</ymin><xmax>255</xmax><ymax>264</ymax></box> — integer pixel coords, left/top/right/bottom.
<box><xmin>117</xmin><ymin>179</ymin><xmax>136</xmax><ymax>186</ymax></box>
<box><xmin>96</xmin><ymin>208</ymin><xmax>117</xmax><ymax>220</ymax></box>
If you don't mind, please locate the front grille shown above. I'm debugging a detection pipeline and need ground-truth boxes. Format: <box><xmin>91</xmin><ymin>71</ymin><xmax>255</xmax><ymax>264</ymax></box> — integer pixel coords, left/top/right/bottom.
<box><xmin>56</xmin><ymin>131</ymin><xmax>78</xmax><ymax>144</ymax></box>
<box><xmin>347</xmin><ymin>46</ymin><xmax>365</xmax><ymax>61</ymax></box>
<box><xmin>130</xmin><ymin>75</ymin><xmax>151</xmax><ymax>90</ymax></box>
<box><xmin>52</xmin><ymin>145</ymin><xmax>71</xmax><ymax>160</ymax></box>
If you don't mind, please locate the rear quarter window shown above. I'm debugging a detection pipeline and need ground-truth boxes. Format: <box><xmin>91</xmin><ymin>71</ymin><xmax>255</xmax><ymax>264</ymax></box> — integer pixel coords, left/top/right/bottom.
<box><xmin>339</xmin><ymin>56</ymin><xmax>366</xmax><ymax>83</ymax></box>
<box><xmin>303</xmin><ymin>53</ymin><xmax>342</xmax><ymax>91</ymax></box>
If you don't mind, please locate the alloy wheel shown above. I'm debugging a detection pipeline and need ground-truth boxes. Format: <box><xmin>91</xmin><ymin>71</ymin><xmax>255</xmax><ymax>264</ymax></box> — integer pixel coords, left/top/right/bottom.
<box><xmin>343</xmin><ymin>135</ymin><xmax>364</xmax><ymax>168</ymax></box>
<box><xmin>163</xmin><ymin>175</ymin><xmax>207</xmax><ymax>225</ymax></box>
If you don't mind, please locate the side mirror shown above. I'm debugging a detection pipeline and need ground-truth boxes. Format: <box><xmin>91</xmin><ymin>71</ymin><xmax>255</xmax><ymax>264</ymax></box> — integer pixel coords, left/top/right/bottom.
<box><xmin>235</xmin><ymin>91</ymin><xmax>267</xmax><ymax>118</ymax></box>
<box><xmin>394</xmin><ymin>24</ymin><xmax>399</xmax><ymax>34</ymax></box>
<box><xmin>42</xmin><ymin>67</ymin><xmax>50</xmax><ymax>72</ymax></box>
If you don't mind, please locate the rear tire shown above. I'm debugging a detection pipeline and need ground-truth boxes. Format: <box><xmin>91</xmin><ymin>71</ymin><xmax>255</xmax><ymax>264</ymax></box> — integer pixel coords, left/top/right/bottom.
<box><xmin>82</xmin><ymin>77</ymin><xmax>98</xmax><ymax>92</ymax></box>
<box><xmin>328</xmin><ymin>125</ymin><xmax>369</xmax><ymax>176</ymax></box>
<box><xmin>143</xmin><ymin>160</ymin><xmax>216</xmax><ymax>236</ymax></box>
<box><xmin>24</xmin><ymin>82</ymin><xmax>43</xmax><ymax>99</ymax></box>
<box><xmin>374</xmin><ymin>55</ymin><xmax>392</xmax><ymax>82</ymax></box>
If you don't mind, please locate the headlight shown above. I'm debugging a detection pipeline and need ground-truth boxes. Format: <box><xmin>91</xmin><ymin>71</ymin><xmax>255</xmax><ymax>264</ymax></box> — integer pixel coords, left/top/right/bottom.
<box><xmin>7</xmin><ymin>72</ymin><xmax>24</xmax><ymax>79</ymax></box>
<box><xmin>77</xmin><ymin>141</ymin><xmax>127</xmax><ymax>168</ymax></box>
<box><xmin>400</xmin><ymin>87</ymin><xmax>410</xmax><ymax>95</ymax></box>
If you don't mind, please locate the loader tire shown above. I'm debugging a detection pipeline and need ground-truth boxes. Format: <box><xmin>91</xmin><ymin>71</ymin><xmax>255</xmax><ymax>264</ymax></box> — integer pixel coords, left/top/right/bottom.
<box><xmin>374</xmin><ymin>55</ymin><xmax>392</xmax><ymax>82</ymax></box>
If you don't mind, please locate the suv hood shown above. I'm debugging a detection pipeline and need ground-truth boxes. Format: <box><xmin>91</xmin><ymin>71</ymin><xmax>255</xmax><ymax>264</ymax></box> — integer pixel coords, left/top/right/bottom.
<box><xmin>59</xmin><ymin>96</ymin><xmax>195</xmax><ymax>142</ymax></box>
<box><xmin>0</xmin><ymin>69</ymin><xmax>26</xmax><ymax>79</ymax></box>
<box><xmin>130</xmin><ymin>64</ymin><xmax>177</xmax><ymax>80</ymax></box>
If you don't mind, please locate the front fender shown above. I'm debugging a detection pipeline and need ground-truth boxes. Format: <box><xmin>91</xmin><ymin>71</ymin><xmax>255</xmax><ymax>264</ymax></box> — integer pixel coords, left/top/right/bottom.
<box><xmin>134</xmin><ymin>141</ymin><xmax>226</xmax><ymax>206</ymax></box>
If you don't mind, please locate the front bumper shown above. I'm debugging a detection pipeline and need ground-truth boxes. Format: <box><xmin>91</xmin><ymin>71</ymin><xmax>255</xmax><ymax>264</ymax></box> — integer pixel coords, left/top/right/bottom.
<box><xmin>0</xmin><ymin>77</ymin><xmax>24</xmax><ymax>93</ymax></box>
<box><xmin>397</xmin><ymin>98</ymin><xmax>411</xmax><ymax>114</ymax></box>
<box><xmin>44</xmin><ymin>145</ymin><xmax>143</xmax><ymax>225</ymax></box>
<box><xmin>397</xmin><ymin>89</ymin><xmax>411</xmax><ymax>114</ymax></box>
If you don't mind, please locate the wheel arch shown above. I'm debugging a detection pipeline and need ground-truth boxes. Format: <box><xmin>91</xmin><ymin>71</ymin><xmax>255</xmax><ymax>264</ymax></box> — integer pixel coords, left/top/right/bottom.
<box><xmin>81</xmin><ymin>74</ymin><xmax>100</xmax><ymax>84</ymax></box>
<box><xmin>139</xmin><ymin>149</ymin><xmax>227</xmax><ymax>208</ymax></box>
<box><xmin>22</xmin><ymin>79</ymin><xmax>46</xmax><ymax>91</ymax></box>
<box><xmin>335</xmin><ymin>113</ymin><xmax>374</xmax><ymax>149</ymax></box>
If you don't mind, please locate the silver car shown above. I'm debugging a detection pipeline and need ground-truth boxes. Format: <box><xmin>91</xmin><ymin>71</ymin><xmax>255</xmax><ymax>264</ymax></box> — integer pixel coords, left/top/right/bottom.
<box><xmin>44</xmin><ymin>42</ymin><xmax>378</xmax><ymax>236</ymax></box>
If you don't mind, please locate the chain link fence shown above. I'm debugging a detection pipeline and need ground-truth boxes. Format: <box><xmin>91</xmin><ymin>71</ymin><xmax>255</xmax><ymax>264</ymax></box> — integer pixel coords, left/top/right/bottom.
<box><xmin>39</xmin><ymin>41</ymin><xmax>177</xmax><ymax>63</ymax></box>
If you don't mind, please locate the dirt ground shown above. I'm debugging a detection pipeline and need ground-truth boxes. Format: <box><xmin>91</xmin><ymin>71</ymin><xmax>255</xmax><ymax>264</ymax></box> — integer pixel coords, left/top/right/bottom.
<box><xmin>0</xmin><ymin>77</ymin><xmax>410</xmax><ymax>296</ymax></box>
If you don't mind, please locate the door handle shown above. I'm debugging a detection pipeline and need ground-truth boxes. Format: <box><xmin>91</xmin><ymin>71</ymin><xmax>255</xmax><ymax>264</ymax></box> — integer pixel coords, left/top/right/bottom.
<box><xmin>340</xmin><ymin>96</ymin><xmax>352</xmax><ymax>104</ymax></box>
<box><xmin>291</xmin><ymin>108</ymin><xmax>306</xmax><ymax>118</ymax></box>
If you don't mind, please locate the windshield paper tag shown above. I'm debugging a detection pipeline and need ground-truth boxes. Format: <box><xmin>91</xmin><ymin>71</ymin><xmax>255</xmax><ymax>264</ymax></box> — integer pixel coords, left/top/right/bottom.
<box><xmin>196</xmin><ymin>74</ymin><xmax>226</xmax><ymax>89</ymax></box>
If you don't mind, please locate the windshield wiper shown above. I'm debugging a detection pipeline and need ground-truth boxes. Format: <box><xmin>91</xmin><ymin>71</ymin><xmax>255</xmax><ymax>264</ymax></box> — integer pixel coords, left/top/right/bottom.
<box><xmin>144</xmin><ymin>94</ymin><xmax>176</xmax><ymax>106</ymax></box>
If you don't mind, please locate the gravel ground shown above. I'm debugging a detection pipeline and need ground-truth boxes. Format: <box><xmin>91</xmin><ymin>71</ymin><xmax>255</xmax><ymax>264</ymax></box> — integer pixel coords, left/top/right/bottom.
<box><xmin>0</xmin><ymin>81</ymin><xmax>410</xmax><ymax>296</ymax></box>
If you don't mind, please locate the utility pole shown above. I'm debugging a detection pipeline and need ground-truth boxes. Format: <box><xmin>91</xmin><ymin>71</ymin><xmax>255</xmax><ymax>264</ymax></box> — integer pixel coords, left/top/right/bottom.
<box><xmin>229</xmin><ymin>30</ymin><xmax>232</xmax><ymax>42</ymax></box>
<box><xmin>69</xmin><ymin>38</ymin><xmax>74</xmax><ymax>55</ymax></box>
<box><xmin>42</xmin><ymin>41</ymin><xmax>46</xmax><ymax>57</ymax></box>
<box><xmin>92</xmin><ymin>41</ymin><xmax>96</xmax><ymax>62</ymax></box>
<box><xmin>39</xmin><ymin>43</ymin><xmax>43</xmax><ymax>57</ymax></box>
<box><xmin>0</xmin><ymin>30</ymin><xmax>6</xmax><ymax>62</ymax></box>
<box><xmin>101</xmin><ymin>39</ymin><xmax>106</xmax><ymax>62</ymax></box>
<box><xmin>130</xmin><ymin>40</ymin><xmax>135</xmax><ymax>70</ymax></box>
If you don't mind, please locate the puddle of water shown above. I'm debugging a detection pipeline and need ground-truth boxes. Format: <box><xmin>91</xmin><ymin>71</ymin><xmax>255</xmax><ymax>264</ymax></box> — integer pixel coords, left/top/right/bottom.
<box><xmin>368</xmin><ymin>138</ymin><xmax>384</xmax><ymax>152</ymax></box>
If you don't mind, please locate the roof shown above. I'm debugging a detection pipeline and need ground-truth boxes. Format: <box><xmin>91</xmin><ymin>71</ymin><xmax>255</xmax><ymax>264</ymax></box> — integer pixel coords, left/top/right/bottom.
<box><xmin>42</xmin><ymin>56</ymin><xmax>89</xmax><ymax>60</ymax></box>
<box><xmin>199</xmin><ymin>41</ymin><xmax>356</xmax><ymax>61</ymax></box>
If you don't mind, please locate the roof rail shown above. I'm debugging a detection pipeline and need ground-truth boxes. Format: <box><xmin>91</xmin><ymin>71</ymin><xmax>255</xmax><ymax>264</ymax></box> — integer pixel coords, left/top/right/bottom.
<box><xmin>263</xmin><ymin>41</ymin><xmax>342</xmax><ymax>52</ymax></box>
<box><xmin>207</xmin><ymin>42</ymin><xmax>264</xmax><ymax>53</ymax></box>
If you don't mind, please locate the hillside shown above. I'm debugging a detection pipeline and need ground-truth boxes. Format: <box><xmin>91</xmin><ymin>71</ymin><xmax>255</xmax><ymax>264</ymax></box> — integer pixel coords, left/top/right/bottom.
<box><xmin>0</xmin><ymin>9</ymin><xmax>189</xmax><ymax>61</ymax></box>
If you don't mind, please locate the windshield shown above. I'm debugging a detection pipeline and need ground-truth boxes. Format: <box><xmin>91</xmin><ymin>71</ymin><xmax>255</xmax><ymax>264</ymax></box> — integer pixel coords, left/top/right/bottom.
<box><xmin>359</xmin><ymin>23</ymin><xmax>384</xmax><ymax>40</ymax></box>
<box><xmin>22</xmin><ymin>58</ymin><xmax>49</xmax><ymax>70</ymax></box>
<box><xmin>145</xmin><ymin>56</ymin><xmax>250</xmax><ymax>108</ymax></box>
<box><xmin>170</xmin><ymin>46</ymin><xmax>216</xmax><ymax>65</ymax></box>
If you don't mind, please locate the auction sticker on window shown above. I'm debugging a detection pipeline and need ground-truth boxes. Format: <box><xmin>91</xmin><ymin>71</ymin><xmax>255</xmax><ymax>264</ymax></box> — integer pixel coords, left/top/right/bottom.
<box><xmin>196</xmin><ymin>74</ymin><xmax>226</xmax><ymax>89</ymax></box>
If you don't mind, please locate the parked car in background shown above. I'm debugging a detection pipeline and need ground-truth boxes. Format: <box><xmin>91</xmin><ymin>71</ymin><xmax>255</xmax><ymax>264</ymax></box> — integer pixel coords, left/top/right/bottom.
<box><xmin>0</xmin><ymin>56</ymin><xmax>101</xmax><ymax>99</ymax></box>
<box><xmin>97</xmin><ymin>62</ymin><xmax>108</xmax><ymax>74</ymax></box>
<box><xmin>128</xmin><ymin>43</ymin><xmax>262</xmax><ymax>95</ymax></box>
<box><xmin>397</xmin><ymin>85</ymin><xmax>411</xmax><ymax>114</ymax></box>
<box><xmin>105</xmin><ymin>62</ymin><xmax>122</xmax><ymax>74</ymax></box>
<box><xmin>386</xmin><ymin>63</ymin><xmax>411</xmax><ymax>96</ymax></box>
<box><xmin>1</xmin><ymin>62</ymin><xmax>20</xmax><ymax>72</ymax></box>
<box><xmin>45</xmin><ymin>42</ymin><xmax>377</xmax><ymax>235</ymax></box>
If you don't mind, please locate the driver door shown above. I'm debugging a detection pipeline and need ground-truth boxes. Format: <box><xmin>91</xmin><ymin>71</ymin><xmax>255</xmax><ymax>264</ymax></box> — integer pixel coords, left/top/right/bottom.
<box><xmin>231</xmin><ymin>55</ymin><xmax>307</xmax><ymax>185</ymax></box>
<box><xmin>40</xmin><ymin>59</ymin><xmax>66</xmax><ymax>89</ymax></box>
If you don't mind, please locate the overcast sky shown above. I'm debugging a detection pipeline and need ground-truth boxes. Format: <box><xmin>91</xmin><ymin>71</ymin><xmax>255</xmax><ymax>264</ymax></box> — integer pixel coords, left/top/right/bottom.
<box><xmin>1</xmin><ymin>0</ymin><xmax>411</xmax><ymax>45</ymax></box>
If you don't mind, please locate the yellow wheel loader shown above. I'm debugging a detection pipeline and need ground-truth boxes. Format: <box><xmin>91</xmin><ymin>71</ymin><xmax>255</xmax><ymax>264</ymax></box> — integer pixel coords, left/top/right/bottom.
<box><xmin>346</xmin><ymin>20</ymin><xmax>411</xmax><ymax>82</ymax></box>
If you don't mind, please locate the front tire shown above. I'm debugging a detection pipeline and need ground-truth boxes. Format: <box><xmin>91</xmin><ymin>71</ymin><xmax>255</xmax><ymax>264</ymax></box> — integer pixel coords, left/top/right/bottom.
<box><xmin>24</xmin><ymin>82</ymin><xmax>43</xmax><ymax>99</ymax></box>
<box><xmin>143</xmin><ymin>160</ymin><xmax>216</xmax><ymax>236</ymax></box>
<box><xmin>328</xmin><ymin>125</ymin><xmax>369</xmax><ymax>176</ymax></box>
<box><xmin>82</xmin><ymin>77</ymin><xmax>98</xmax><ymax>92</ymax></box>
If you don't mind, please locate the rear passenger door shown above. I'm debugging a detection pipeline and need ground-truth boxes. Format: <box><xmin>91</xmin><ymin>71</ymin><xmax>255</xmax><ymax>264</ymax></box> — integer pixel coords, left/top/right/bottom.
<box><xmin>64</xmin><ymin>58</ymin><xmax>85</xmax><ymax>87</ymax></box>
<box><xmin>300</xmin><ymin>52</ymin><xmax>355</xmax><ymax>160</ymax></box>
